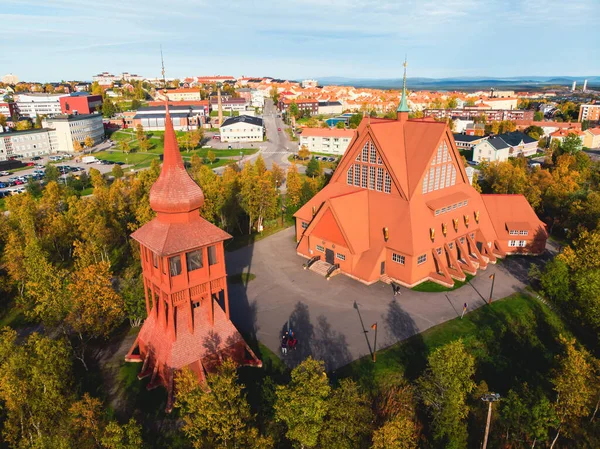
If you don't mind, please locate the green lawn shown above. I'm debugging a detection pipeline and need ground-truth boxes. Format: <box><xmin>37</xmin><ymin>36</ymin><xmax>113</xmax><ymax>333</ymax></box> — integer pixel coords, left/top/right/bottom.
<box><xmin>411</xmin><ymin>274</ymin><xmax>475</xmax><ymax>292</ymax></box>
<box><xmin>334</xmin><ymin>293</ymin><xmax>568</xmax><ymax>394</ymax></box>
<box><xmin>192</xmin><ymin>148</ymin><xmax>257</xmax><ymax>158</ymax></box>
<box><xmin>93</xmin><ymin>151</ymin><xmax>161</xmax><ymax>169</ymax></box>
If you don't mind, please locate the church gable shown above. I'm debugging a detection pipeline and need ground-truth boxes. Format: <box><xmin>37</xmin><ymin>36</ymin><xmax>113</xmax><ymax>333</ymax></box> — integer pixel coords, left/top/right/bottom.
<box><xmin>338</xmin><ymin>132</ymin><xmax>399</xmax><ymax>196</ymax></box>
<box><xmin>420</xmin><ymin>137</ymin><xmax>461</xmax><ymax>196</ymax></box>
<box><xmin>311</xmin><ymin>209</ymin><xmax>348</xmax><ymax>249</ymax></box>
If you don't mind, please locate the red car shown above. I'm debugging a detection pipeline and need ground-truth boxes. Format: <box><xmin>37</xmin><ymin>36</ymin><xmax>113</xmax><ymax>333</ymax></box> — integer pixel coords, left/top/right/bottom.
<box><xmin>26</xmin><ymin>162</ymin><xmax>35</xmax><ymax>166</ymax></box>
<box><xmin>14</xmin><ymin>180</ymin><xmax>23</xmax><ymax>185</ymax></box>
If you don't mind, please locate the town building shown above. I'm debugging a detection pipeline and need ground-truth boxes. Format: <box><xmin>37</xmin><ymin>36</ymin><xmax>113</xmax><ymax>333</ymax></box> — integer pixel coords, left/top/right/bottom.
<box><xmin>125</xmin><ymin>106</ymin><xmax>260</xmax><ymax>410</ymax></box>
<box><xmin>209</xmin><ymin>97</ymin><xmax>249</xmax><ymax>113</ymax></box>
<box><xmin>196</xmin><ymin>76</ymin><xmax>236</xmax><ymax>84</ymax></box>
<box><xmin>133</xmin><ymin>104</ymin><xmax>208</xmax><ymax>131</ymax></box>
<box><xmin>278</xmin><ymin>98</ymin><xmax>319</xmax><ymax>115</ymax></box>
<box><xmin>236</xmin><ymin>88</ymin><xmax>253</xmax><ymax>102</ymax></box>
<box><xmin>549</xmin><ymin>128</ymin><xmax>585</xmax><ymax>145</ymax></box>
<box><xmin>0</xmin><ymin>128</ymin><xmax>53</xmax><ymax>160</ymax></box>
<box><xmin>302</xmin><ymin>79</ymin><xmax>318</xmax><ymax>88</ymax></box>
<box><xmin>578</xmin><ymin>104</ymin><xmax>600</xmax><ymax>122</ymax></box>
<box><xmin>219</xmin><ymin>115</ymin><xmax>264</xmax><ymax>142</ymax></box>
<box><xmin>294</xmin><ymin>77</ymin><xmax>546</xmax><ymax>288</ymax></box>
<box><xmin>60</xmin><ymin>94</ymin><xmax>103</xmax><ymax>115</ymax></box>
<box><xmin>584</xmin><ymin>127</ymin><xmax>600</xmax><ymax>148</ymax></box>
<box><xmin>424</xmin><ymin>108</ymin><xmax>533</xmax><ymax>122</ymax></box>
<box><xmin>42</xmin><ymin>114</ymin><xmax>105</xmax><ymax>153</ymax></box>
<box><xmin>514</xmin><ymin>120</ymin><xmax>581</xmax><ymax>137</ymax></box>
<box><xmin>0</xmin><ymin>102</ymin><xmax>18</xmax><ymax>119</ymax></box>
<box><xmin>452</xmin><ymin>118</ymin><xmax>474</xmax><ymax>133</ymax></box>
<box><xmin>158</xmin><ymin>88</ymin><xmax>203</xmax><ymax>102</ymax></box>
<box><xmin>453</xmin><ymin>134</ymin><xmax>488</xmax><ymax>151</ymax></box>
<box><xmin>93</xmin><ymin>72</ymin><xmax>144</xmax><ymax>85</ymax></box>
<box><xmin>465</xmin><ymin>123</ymin><xmax>485</xmax><ymax>136</ymax></box>
<box><xmin>475</xmin><ymin>97</ymin><xmax>518</xmax><ymax>110</ymax></box>
<box><xmin>473</xmin><ymin>131</ymin><xmax>538</xmax><ymax>163</ymax></box>
<box><xmin>251</xmin><ymin>90</ymin><xmax>265</xmax><ymax>108</ymax></box>
<box><xmin>299</xmin><ymin>128</ymin><xmax>355</xmax><ymax>155</ymax></box>
<box><xmin>16</xmin><ymin>93</ymin><xmax>68</xmax><ymax>118</ymax></box>
<box><xmin>318</xmin><ymin>101</ymin><xmax>344</xmax><ymax>115</ymax></box>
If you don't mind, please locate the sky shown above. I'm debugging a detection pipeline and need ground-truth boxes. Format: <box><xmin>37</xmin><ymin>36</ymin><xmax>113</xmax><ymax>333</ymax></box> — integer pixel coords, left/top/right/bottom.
<box><xmin>2</xmin><ymin>0</ymin><xmax>600</xmax><ymax>82</ymax></box>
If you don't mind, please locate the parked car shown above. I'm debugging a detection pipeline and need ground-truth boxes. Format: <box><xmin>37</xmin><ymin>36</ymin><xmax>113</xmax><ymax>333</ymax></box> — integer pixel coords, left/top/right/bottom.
<box><xmin>31</xmin><ymin>156</ymin><xmax>42</xmax><ymax>161</ymax></box>
<box><xmin>13</xmin><ymin>180</ymin><xmax>23</xmax><ymax>185</ymax></box>
<box><xmin>212</xmin><ymin>135</ymin><xmax>220</xmax><ymax>140</ymax></box>
<box><xmin>467</xmin><ymin>160</ymin><xmax>478</xmax><ymax>166</ymax></box>
<box><xmin>0</xmin><ymin>171</ymin><xmax>10</xmax><ymax>176</ymax></box>
<box><xmin>34</xmin><ymin>164</ymin><xmax>44</xmax><ymax>169</ymax></box>
<box><xmin>327</xmin><ymin>157</ymin><xmax>335</xmax><ymax>162</ymax></box>
<box><xmin>0</xmin><ymin>183</ymin><xmax>7</xmax><ymax>188</ymax></box>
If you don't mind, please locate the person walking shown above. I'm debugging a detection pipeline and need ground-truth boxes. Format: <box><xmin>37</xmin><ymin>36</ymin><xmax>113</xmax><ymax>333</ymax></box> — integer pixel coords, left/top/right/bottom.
<box><xmin>281</xmin><ymin>334</ymin><xmax>288</xmax><ymax>355</ymax></box>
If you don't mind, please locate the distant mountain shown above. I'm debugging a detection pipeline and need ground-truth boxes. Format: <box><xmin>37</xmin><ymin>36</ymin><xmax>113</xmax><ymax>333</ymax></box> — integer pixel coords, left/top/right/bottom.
<box><xmin>317</xmin><ymin>76</ymin><xmax>600</xmax><ymax>91</ymax></box>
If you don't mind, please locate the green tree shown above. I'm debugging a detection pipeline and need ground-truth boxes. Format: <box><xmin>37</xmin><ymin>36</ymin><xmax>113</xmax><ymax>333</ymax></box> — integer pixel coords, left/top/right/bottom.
<box><xmin>349</xmin><ymin>113</ymin><xmax>362</xmax><ymax>129</ymax></box>
<box><xmin>175</xmin><ymin>361</ymin><xmax>270</xmax><ymax>449</ymax></box>
<box><xmin>239</xmin><ymin>163</ymin><xmax>278</xmax><ymax>233</ymax></box>
<box><xmin>135</xmin><ymin>123</ymin><xmax>145</xmax><ymax>141</ymax></box>
<box><xmin>275</xmin><ymin>357</ymin><xmax>331</xmax><ymax>448</ymax></box>
<box><xmin>102</xmin><ymin>99</ymin><xmax>116</xmax><ymax>118</ymax></box>
<box><xmin>207</xmin><ymin>150</ymin><xmax>216</xmax><ymax>164</ymax></box>
<box><xmin>16</xmin><ymin>119</ymin><xmax>32</xmax><ymax>130</ymax></box>
<box><xmin>550</xmin><ymin>336</ymin><xmax>595</xmax><ymax>448</ymax></box>
<box><xmin>130</xmin><ymin>99</ymin><xmax>142</xmax><ymax>110</ymax></box>
<box><xmin>371</xmin><ymin>415</ymin><xmax>418</xmax><ymax>449</ymax></box>
<box><xmin>0</xmin><ymin>329</ymin><xmax>73</xmax><ymax>448</ymax></box>
<box><xmin>319</xmin><ymin>379</ymin><xmax>373</xmax><ymax>449</ymax></box>
<box><xmin>289</xmin><ymin>101</ymin><xmax>300</xmax><ymax>119</ymax></box>
<box><xmin>120</xmin><ymin>266</ymin><xmax>145</xmax><ymax>327</ymax></box>
<box><xmin>35</xmin><ymin>114</ymin><xmax>43</xmax><ymax>129</ymax></box>
<box><xmin>120</xmin><ymin>140</ymin><xmax>131</xmax><ymax>154</ymax></box>
<box><xmin>560</xmin><ymin>133</ymin><xmax>583</xmax><ymax>155</ymax></box>
<box><xmin>335</xmin><ymin>120</ymin><xmax>345</xmax><ymax>129</ymax></box>
<box><xmin>418</xmin><ymin>340</ymin><xmax>475</xmax><ymax>448</ymax></box>
<box><xmin>112</xmin><ymin>164</ymin><xmax>124</xmax><ymax>179</ymax></box>
<box><xmin>534</xmin><ymin>111</ymin><xmax>544</xmax><ymax>121</ymax></box>
<box><xmin>44</xmin><ymin>163</ymin><xmax>60</xmax><ymax>182</ymax></box>
<box><xmin>285</xmin><ymin>163</ymin><xmax>303</xmax><ymax>211</ymax></box>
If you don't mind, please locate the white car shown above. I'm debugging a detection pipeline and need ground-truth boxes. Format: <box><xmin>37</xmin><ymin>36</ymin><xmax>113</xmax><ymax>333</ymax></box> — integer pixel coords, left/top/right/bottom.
<box><xmin>0</xmin><ymin>171</ymin><xmax>10</xmax><ymax>176</ymax></box>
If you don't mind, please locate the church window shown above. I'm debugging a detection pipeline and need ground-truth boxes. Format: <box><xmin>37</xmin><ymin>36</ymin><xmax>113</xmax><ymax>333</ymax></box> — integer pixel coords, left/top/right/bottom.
<box><xmin>433</xmin><ymin>166</ymin><xmax>441</xmax><ymax>190</ymax></box>
<box><xmin>417</xmin><ymin>254</ymin><xmax>427</xmax><ymax>265</ymax></box>
<box><xmin>152</xmin><ymin>252</ymin><xmax>159</xmax><ymax>268</ymax></box>
<box><xmin>316</xmin><ymin>244</ymin><xmax>325</xmax><ymax>252</ymax></box>
<box><xmin>361</xmin><ymin>165</ymin><xmax>368</xmax><ymax>188</ymax></box>
<box><xmin>377</xmin><ymin>168</ymin><xmax>384</xmax><ymax>191</ymax></box>
<box><xmin>441</xmin><ymin>165</ymin><xmax>447</xmax><ymax>187</ymax></box>
<box><xmin>354</xmin><ymin>163</ymin><xmax>360</xmax><ymax>185</ymax></box>
<box><xmin>169</xmin><ymin>255</ymin><xmax>182</xmax><ymax>276</ymax></box>
<box><xmin>384</xmin><ymin>172</ymin><xmax>392</xmax><ymax>193</ymax></box>
<box><xmin>361</xmin><ymin>143</ymin><xmax>369</xmax><ymax>162</ymax></box>
<box><xmin>449</xmin><ymin>242</ymin><xmax>454</xmax><ymax>249</ymax></box>
<box><xmin>369</xmin><ymin>166</ymin><xmax>376</xmax><ymax>190</ymax></box>
<box><xmin>422</xmin><ymin>173</ymin><xmax>429</xmax><ymax>194</ymax></box>
<box><xmin>186</xmin><ymin>249</ymin><xmax>204</xmax><ymax>272</ymax></box>
<box><xmin>392</xmin><ymin>253</ymin><xmax>405</xmax><ymax>264</ymax></box>
<box><xmin>450</xmin><ymin>164</ymin><xmax>457</xmax><ymax>186</ymax></box>
<box><xmin>336</xmin><ymin>253</ymin><xmax>346</xmax><ymax>261</ymax></box>
<box><xmin>377</xmin><ymin>156</ymin><xmax>382</xmax><ymax>165</ymax></box>
<box><xmin>428</xmin><ymin>167</ymin><xmax>434</xmax><ymax>192</ymax></box>
<box><xmin>208</xmin><ymin>246</ymin><xmax>218</xmax><ymax>266</ymax></box>
<box><xmin>519</xmin><ymin>230</ymin><xmax>528</xmax><ymax>235</ymax></box>
<box><xmin>436</xmin><ymin>248</ymin><xmax>443</xmax><ymax>255</ymax></box>
<box><xmin>356</xmin><ymin>153</ymin><xmax>360</xmax><ymax>161</ymax></box>
<box><xmin>347</xmin><ymin>166</ymin><xmax>353</xmax><ymax>185</ymax></box>
<box><xmin>301</xmin><ymin>221</ymin><xmax>308</xmax><ymax>229</ymax></box>
<box><xmin>370</xmin><ymin>143</ymin><xmax>377</xmax><ymax>163</ymax></box>
<box><xmin>436</xmin><ymin>144</ymin><xmax>443</xmax><ymax>164</ymax></box>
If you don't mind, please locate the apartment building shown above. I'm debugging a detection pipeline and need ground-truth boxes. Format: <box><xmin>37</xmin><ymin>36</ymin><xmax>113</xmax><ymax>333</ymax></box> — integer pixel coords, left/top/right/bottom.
<box><xmin>0</xmin><ymin>128</ymin><xmax>53</xmax><ymax>160</ymax></box>
<box><xmin>424</xmin><ymin>108</ymin><xmax>533</xmax><ymax>121</ymax></box>
<box><xmin>299</xmin><ymin>128</ymin><xmax>354</xmax><ymax>155</ymax></box>
<box><xmin>578</xmin><ymin>104</ymin><xmax>600</xmax><ymax>122</ymax></box>
<box><xmin>219</xmin><ymin>115</ymin><xmax>264</xmax><ymax>142</ymax></box>
<box><xmin>16</xmin><ymin>93</ymin><xmax>68</xmax><ymax>117</ymax></box>
<box><xmin>43</xmin><ymin>114</ymin><xmax>105</xmax><ymax>153</ymax></box>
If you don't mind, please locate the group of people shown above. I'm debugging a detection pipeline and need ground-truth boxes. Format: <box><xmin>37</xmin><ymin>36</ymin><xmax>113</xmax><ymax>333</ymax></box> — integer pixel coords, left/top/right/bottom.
<box><xmin>281</xmin><ymin>330</ymin><xmax>298</xmax><ymax>355</ymax></box>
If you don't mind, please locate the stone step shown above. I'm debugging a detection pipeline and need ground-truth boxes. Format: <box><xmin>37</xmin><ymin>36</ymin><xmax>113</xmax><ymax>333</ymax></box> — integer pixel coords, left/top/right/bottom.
<box><xmin>379</xmin><ymin>274</ymin><xmax>393</xmax><ymax>285</ymax></box>
<box><xmin>309</xmin><ymin>260</ymin><xmax>331</xmax><ymax>276</ymax></box>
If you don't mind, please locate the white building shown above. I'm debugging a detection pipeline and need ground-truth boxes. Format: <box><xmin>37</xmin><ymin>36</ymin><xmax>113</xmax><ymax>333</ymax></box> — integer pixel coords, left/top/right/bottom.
<box><xmin>473</xmin><ymin>131</ymin><xmax>538</xmax><ymax>163</ymax></box>
<box><xmin>16</xmin><ymin>93</ymin><xmax>68</xmax><ymax>118</ymax></box>
<box><xmin>299</xmin><ymin>128</ymin><xmax>355</xmax><ymax>155</ymax></box>
<box><xmin>301</xmin><ymin>79</ymin><xmax>318</xmax><ymax>88</ymax></box>
<box><xmin>251</xmin><ymin>90</ymin><xmax>265</xmax><ymax>108</ymax></box>
<box><xmin>219</xmin><ymin>115</ymin><xmax>264</xmax><ymax>143</ymax></box>
<box><xmin>0</xmin><ymin>128</ymin><xmax>53</xmax><ymax>161</ymax></box>
<box><xmin>477</xmin><ymin>97</ymin><xmax>518</xmax><ymax>110</ymax></box>
<box><xmin>43</xmin><ymin>114</ymin><xmax>105</xmax><ymax>153</ymax></box>
<box><xmin>318</xmin><ymin>101</ymin><xmax>343</xmax><ymax>115</ymax></box>
<box><xmin>452</xmin><ymin>118</ymin><xmax>474</xmax><ymax>133</ymax></box>
<box><xmin>93</xmin><ymin>71</ymin><xmax>143</xmax><ymax>85</ymax></box>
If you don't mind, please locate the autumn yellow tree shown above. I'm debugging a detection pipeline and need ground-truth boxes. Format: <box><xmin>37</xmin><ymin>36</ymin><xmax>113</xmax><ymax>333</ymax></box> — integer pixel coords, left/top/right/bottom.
<box><xmin>298</xmin><ymin>144</ymin><xmax>311</xmax><ymax>160</ymax></box>
<box><xmin>84</xmin><ymin>135</ymin><xmax>95</xmax><ymax>151</ymax></box>
<box><xmin>285</xmin><ymin>163</ymin><xmax>302</xmax><ymax>211</ymax></box>
<box><xmin>73</xmin><ymin>139</ymin><xmax>83</xmax><ymax>153</ymax></box>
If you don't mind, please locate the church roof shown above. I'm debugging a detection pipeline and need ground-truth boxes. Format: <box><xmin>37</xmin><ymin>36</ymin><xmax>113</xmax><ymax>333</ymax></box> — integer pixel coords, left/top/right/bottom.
<box><xmin>148</xmin><ymin>106</ymin><xmax>205</xmax><ymax>215</ymax></box>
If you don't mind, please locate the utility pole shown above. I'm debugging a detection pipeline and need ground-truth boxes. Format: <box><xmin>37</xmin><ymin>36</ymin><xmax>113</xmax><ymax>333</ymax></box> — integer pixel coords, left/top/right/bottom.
<box><xmin>488</xmin><ymin>273</ymin><xmax>495</xmax><ymax>304</ymax></box>
<box><xmin>481</xmin><ymin>393</ymin><xmax>501</xmax><ymax>449</ymax></box>
<box><xmin>371</xmin><ymin>322</ymin><xmax>378</xmax><ymax>362</ymax></box>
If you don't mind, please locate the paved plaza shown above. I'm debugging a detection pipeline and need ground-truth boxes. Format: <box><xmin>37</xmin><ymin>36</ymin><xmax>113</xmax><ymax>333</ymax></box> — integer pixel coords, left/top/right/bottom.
<box><xmin>226</xmin><ymin>227</ymin><xmax>549</xmax><ymax>371</ymax></box>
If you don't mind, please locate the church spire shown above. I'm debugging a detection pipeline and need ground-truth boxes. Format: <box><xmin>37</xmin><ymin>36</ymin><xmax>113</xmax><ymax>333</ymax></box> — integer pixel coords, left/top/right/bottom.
<box><xmin>397</xmin><ymin>56</ymin><xmax>409</xmax><ymax>120</ymax></box>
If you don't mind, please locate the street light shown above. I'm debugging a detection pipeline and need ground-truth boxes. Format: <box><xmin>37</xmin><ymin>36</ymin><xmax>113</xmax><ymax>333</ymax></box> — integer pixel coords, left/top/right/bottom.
<box><xmin>481</xmin><ymin>393</ymin><xmax>501</xmax><ymax>449</ymax></box>
<box><xmin>488</xmin><ymin>273</ymin><xmax>496</xmax><ymax>304</ymax></box>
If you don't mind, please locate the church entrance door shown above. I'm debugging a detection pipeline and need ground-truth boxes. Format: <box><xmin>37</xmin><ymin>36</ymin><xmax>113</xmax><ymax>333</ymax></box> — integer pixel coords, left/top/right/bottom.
<box><xmin>325</xmin><ymin>249</ymin><xmax>335</xmax><ymax>264</ymax></box>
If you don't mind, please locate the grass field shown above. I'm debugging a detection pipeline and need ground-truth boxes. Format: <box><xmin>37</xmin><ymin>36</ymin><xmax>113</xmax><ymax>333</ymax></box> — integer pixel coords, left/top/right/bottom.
<box><xmin>412</xmin><ymin>274</ymin><xmax>475</xmax><ymax>292</ymax></box>
<box><xmin>334</xmin><ymin>293</ymin><xmax>568</xmax><ymax>395</ymax></box>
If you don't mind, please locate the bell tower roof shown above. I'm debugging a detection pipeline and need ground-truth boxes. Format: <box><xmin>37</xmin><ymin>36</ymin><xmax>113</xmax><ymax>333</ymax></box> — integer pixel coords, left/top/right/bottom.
<box><xmin>396</xmin><ymin>56</ymin><xmax>410</xmax><ymax>114</ymax></box>
<box><xmin>148</xmin><ymin>105</ymin><xmax>205</xmax><ymax>215</ymax></box>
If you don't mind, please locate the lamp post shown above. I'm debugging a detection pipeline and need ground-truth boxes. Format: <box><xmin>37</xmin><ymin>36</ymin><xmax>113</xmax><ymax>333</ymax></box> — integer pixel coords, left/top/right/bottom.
<box><xmin>488</xmin><ymin>273</ymin><xmax>496</xmax><ymax>304</ymax></box>
<box><xmin>481</xmin><ymin>393</ymin><xmax>501</xmax><ymax>449</ymax></box>
<box><xmin>371</xmin><ymin>322</ymin><xmax>378</xmax><ymax>362</ymax></box>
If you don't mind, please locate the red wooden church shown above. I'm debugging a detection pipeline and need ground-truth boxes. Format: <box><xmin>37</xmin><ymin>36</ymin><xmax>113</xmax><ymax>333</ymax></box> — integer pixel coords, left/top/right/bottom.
<box><xmin>295</xmin><ymin>65</ymin><xmax>547</xmax><ymax>288</ymax></box>
<box><xmin>125</xmin><ymin>105</ymin><xmax>261</xmax><ymax>410</ymax></box>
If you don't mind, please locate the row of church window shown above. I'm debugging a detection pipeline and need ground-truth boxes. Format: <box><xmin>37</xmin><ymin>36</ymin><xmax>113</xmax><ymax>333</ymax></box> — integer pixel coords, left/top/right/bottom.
<box><xmin>392</xmin><ymin>253</ymin><xmax>405</xmax><ymax>265</ymax></box>
<box><xmin>358</xmin><ymin>142</ymin><xmax>383</xmax><ymax>165</ymax></box>
<box><xmin>508</xmin><ymin>230</ymin><xmax>528</xmax><ymax>235</ymax></box>
<box><xmin>336</xmin><ymin>253</ymin><xmax>346</xmax><ymax>261</ymax></box>
<box><xmin>434</xmin><ymin>200</ymin><xmax>468</xmax><ymax>216</ymax></box>
<box><xmin>423</xmin><ymin>142</ymin><xmax>457</xmax><ymax>194</ymax></box>
<box><xmin>347</xmin><ymin>164</ymin><xmax>391</xmax><ymax>193</ymax></box>
<box><xmin>146</xmin><ymin>246</ymin><xmax>217</xmax><ymax>277</ymax></box>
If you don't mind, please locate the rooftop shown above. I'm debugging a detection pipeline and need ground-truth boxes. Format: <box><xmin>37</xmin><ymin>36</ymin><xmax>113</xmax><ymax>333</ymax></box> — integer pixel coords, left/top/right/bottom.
<box><xmin>221</xmin><ymin>115</ymin><xmax>264</xmax><ymax>127</ymax></box>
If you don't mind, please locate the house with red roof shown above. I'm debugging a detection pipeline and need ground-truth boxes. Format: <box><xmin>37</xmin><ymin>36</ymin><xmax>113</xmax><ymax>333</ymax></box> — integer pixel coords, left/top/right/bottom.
<box><xmin>294</xmin><ymin>70</ymin><xmax>547</xmax><ymax>288</ymax></box>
